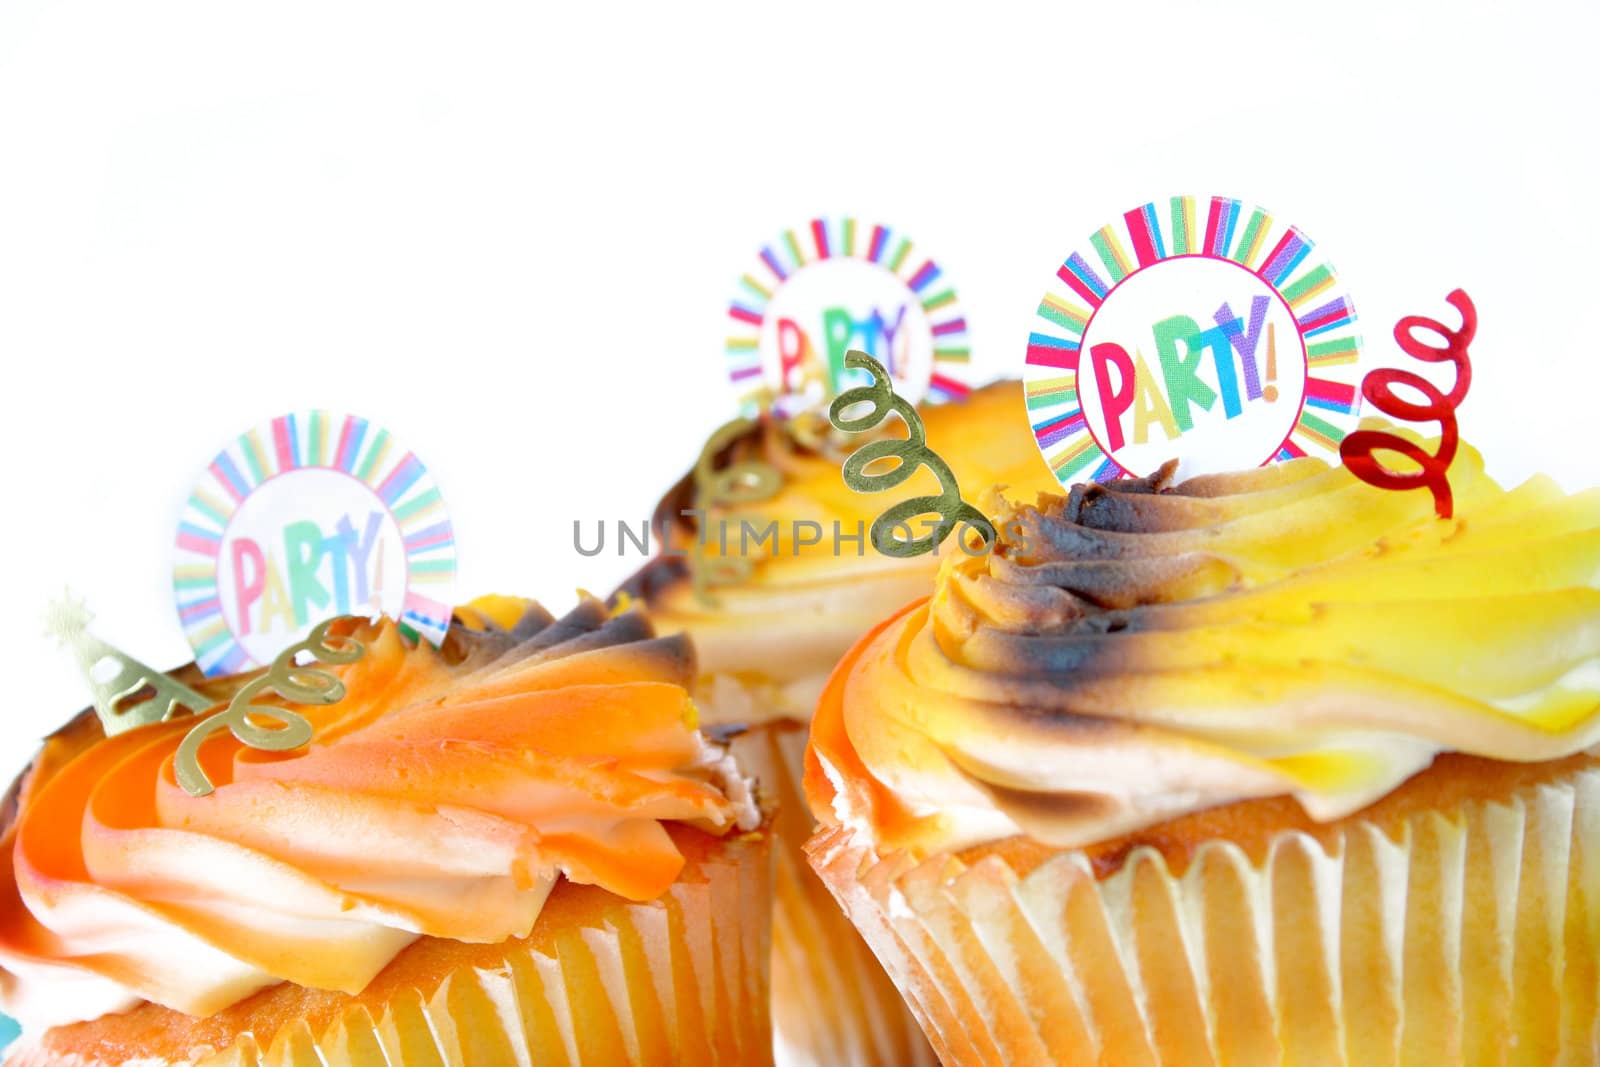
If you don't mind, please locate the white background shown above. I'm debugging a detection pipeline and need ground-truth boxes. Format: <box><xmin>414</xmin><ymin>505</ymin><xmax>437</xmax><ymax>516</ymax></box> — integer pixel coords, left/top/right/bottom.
<box><xmin>1</xmin><ymin>0</ymin><xmax>1596</xmax><ymax>780</ymax></box>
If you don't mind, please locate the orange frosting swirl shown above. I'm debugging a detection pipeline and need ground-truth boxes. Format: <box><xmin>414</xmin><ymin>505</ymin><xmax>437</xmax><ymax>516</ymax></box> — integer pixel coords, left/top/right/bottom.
<box><xmin>807</xmin><ymin>435</ymin><xmax>1600</xmax><ymax>859</ymax></box>
<box><xmin>0</xmin><ymin>600</ymin><xmax>755</xmax><ymax>1025</ymax></box>
<box><xmin>619</xmin><ymin>382</ymin><xmax>1059</xmax><ymax>724</ymax></box>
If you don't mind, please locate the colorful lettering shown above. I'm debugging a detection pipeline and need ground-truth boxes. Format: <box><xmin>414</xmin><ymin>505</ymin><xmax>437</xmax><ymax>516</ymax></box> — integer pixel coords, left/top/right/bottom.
<box><xmin>256</xmin><ymin>548</ymin><xmax>294</xmax><ymax>635</ymax></box>
<box><xmin>822</xmin><ymin>308</ymin><xmax>857</xmax><ymax>394</ymax></box>
<box><xmin>284</xmin><ymin>520</ymin><xmax>330</xmax><ymax>627</ymax></box>
<box><xmin>1153</xmin><ymin>315</ymin><xmax>1218</xmax><ymax>432</ymax></box>
<box><xmin>1130</xmin><ymin>350</ymin><xmax>1180</xmax><ymax>446</ymax></box>
<box><xmin>231</xmin><ymin>539</ymin><xmax>266</xmax><ymax>637</ymax></box>
<box><xmin>1196</xmin><ymin>323</ymin><xmax>1243</xmax><ymax>419</ymax></box>
<box><xmin>777</xmin><ymin>318</ymin><xmax>815</xmax><ymax>393</ymax></box>
<box><xmin>343</xmin><ymin>513</ymin><xmax>384</xmax><ymax>607</ymax></box>
<box><xmin>1089</xmin><ymin>342</ymin><xmax>1137</xmax><ymax>452</ymax></box>
<box><xmin>873</xmin><ymin>305</ymin><xmax>908</xmax><ymax>377</ymax></box>
<box><xmin>1215</xmin><ymin>296</ymin><xmax>1269</xmax><ymax>400</ymax></box>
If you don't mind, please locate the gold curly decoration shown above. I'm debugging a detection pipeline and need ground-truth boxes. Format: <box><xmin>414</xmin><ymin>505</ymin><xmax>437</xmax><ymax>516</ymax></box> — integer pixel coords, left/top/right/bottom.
<box><xmin>175</xmin><ymin>619</ymin><xmax>365</xmax><ymax>797</ymax></box>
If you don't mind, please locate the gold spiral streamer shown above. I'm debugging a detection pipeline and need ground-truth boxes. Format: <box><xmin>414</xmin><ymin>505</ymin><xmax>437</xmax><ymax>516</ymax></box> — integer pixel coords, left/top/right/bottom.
<box><xmin>175</xmin><ymin>619</ymin><xmax>366</xmax><ymax>797</ymax></box>
<box><xmin>688</xmin><ymin>416</ymin><xmax>784</xmax><ymax>607</ymax></box>
<box><xmin>828</xmin><ymin>350</ymin><xmax>995</xmax><ymax>559</ymax></box>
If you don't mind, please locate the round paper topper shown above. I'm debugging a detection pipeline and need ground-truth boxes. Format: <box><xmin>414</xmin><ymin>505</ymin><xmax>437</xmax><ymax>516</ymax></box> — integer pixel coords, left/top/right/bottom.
<box><xmin>1024</xmin><ymin>195</ymin><xmax>1364</xmax><ymax>484</ymax></box>
<box><xmin>725</xmin><ymin>217</ymin><xmax>974</xmax><ymax>416</ymax></box>
<box><xmin>174</xmin><ymin>411</ymin><xmax>457</xmax><ymax>676</ymax></box>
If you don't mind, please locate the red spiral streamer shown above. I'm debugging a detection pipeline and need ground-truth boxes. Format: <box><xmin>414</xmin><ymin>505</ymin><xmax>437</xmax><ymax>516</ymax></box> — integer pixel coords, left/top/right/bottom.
<box><xmin>1339</xmin><ymin>289</ymin><xmax>1476</xmax><ymax>518</ymax></box>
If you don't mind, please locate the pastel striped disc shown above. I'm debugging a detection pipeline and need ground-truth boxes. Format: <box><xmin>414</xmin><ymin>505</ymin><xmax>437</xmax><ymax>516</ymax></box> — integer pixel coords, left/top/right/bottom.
<box><xmin>174</xmin><ymin>411</ymin><xmax>457</xmax><ymax>676</ymax></box>
<box><xmin>726</xmin><ymin>217</ymin><xmax>973</xmax><ymax>415</ymax></box>
<box><xmin>1024</xmin><ymin>195</ymin><xmax>1364</xmax><ymax>485</ymax></box>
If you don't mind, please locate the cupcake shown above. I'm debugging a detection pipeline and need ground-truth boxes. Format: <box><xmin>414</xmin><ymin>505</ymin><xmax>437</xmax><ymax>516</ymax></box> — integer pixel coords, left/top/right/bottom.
<box><xmin>618</xmin><ymin>381</ymin><xmax>1057</xmax><ymax>1067</ymax></box>
<box><xmin>805</xmin><ymin>437</ymin><xmax>1600</xmax><ymax>1065</ymax></box>
<box><xmin>0</xmin><ymin>597</ymin><xmax>769</xmax><ymax>1066</ymax></box>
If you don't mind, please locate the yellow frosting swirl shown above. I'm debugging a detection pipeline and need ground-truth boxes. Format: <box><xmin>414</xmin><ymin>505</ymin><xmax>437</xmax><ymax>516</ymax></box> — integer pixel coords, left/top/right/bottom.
<box><xmin>806</xmin><ymin>433</ymin><xmax>1600</xmax><ymax>857</ymax></box>
<box><xmin>0</xmin><ymin>601</ymin><xmax>756</xmax><ymax>1027</ymax></box>
<box><xmin>619</xmin><ymin>382</ymin><xmax>1059</xmax><ymax>724</ymax></box>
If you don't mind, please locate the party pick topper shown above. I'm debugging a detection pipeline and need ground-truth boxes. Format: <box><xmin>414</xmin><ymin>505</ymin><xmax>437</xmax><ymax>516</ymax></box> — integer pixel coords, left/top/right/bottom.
<box><xmin>175</xmin><ymin>412</ymin><xmax>456</xmax><ymax>676</ymax></box>
<box><xmin>726</xmin><ymin>217</ymin><xmax>974</xmax><ymax>417</ymax></box>
<box><xmin>1024</xmin><ymin>196</ymin><xmax>1365</xmax><ymax>484</ymax></box>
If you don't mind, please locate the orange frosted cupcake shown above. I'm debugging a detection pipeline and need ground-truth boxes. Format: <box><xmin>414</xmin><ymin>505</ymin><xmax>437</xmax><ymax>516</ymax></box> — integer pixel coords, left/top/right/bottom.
<box><xmin>0</xmin><ymin>598</ymin><xmax>769</xmax><ymax>1066</ymax></box>
<box><xmin>806</xmin><ymin>440</ymin><xmax>1600</xmax><ymax>1065</ymax></box>
<box><xmin>618</xmin><ymin>382</ymin><xmax>1057</xmax><ymax>1067</ymax></box>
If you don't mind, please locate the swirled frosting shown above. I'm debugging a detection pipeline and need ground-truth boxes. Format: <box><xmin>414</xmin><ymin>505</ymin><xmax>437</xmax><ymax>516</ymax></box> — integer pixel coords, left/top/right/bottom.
<box><xmin>806</xmin><ymin>433</ymin><xmax>1600</xmax><ymax>858</ymax></box>
<box><xmin>619</xmin><ymin>382</ymin><xmax>1058</xmax><ymax>724</ymax></box>
<box><xmin>0</xmin><ymin>600</ymin><xmax>757</xmax><ymax>1027</ymax></box>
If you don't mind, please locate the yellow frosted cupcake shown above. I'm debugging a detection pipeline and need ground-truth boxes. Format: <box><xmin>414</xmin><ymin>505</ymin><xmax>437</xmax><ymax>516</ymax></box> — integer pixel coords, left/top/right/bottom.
<box><xmin>0</xmin><ymin>599</ymin><xmax>769</xmax><ymax>1066</ymax></box>
<box><xmin>618</xmin><ymin>381</ymin><xmax>1058</xmax><ymax>1067</ymax></box>
<box><xmin>806</xmin><ymin>438</ymin><xmax>1600</xmax><ymax>1065</ymax></box>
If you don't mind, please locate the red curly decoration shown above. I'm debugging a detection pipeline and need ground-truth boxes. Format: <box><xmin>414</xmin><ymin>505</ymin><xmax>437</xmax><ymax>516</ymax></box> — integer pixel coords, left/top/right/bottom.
<box><xmin>1339</xmin><ymin>289</ymin><xmax>1476</xmax><ymax>518</ymax></box>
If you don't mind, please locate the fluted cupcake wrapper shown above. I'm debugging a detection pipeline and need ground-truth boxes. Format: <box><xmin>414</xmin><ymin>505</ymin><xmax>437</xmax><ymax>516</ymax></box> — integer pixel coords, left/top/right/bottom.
<box><xmin>806</xmin><ymin>767</ymin><xmax>1600</xmax><ymax>1067</ymax></box>
<box><xmin>11</xmin><ymin>834</ymin><xmax>772</xmax><ymax>1067</ymax></box>
<box><xmin>730</xmin><ymin>723</ymin><xmax>936</xmax><ymax>1067</ymax></box>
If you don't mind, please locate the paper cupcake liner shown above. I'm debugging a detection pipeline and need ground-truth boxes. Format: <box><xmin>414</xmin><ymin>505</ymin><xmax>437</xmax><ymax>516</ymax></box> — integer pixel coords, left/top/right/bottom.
<box><xmin>731</xmin><ymin>723</ymin><xmax>937</xmax><ymax>1067</ymax></box>
<box><xmin>807</xmin><ymin>766</ymin><xmax>1600</xmax><ymax>1066</ymax></box>
<box><xmin>14</xmin><ymin>832</ymin><xmax>772</xmax><ymax>1067</ymax></box>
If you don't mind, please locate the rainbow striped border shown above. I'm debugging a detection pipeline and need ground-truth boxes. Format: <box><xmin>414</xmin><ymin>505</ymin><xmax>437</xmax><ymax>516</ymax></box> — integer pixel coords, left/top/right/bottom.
<box><xmin>1024</xmin><ymin>195</ymin><xmax>1364</xmax><ymax>486</ymax></box>
<box><xmin>173</xmin><ymin>411</ymin><xmax>457</xmax><ymax>676</ymax></box>
<box><xmin>725</xmin><ymin>217</ymin><xmax>973</xmax><ymax>409</ymax></box>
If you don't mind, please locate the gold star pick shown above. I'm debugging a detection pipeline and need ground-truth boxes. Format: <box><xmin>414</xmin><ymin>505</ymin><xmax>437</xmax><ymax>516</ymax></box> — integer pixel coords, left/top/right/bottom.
<box><xmin>45</xmin><ymin>593</ymin><xmax>215</xmax><ymax>736</ymax></box>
